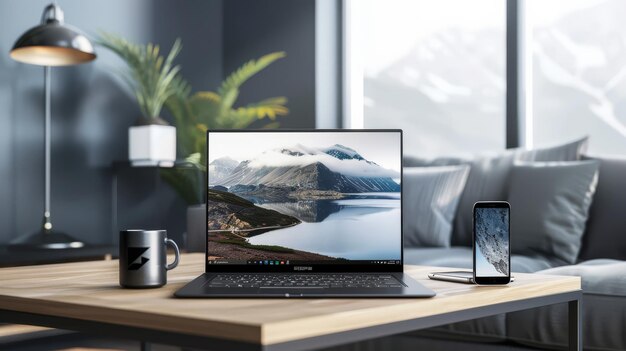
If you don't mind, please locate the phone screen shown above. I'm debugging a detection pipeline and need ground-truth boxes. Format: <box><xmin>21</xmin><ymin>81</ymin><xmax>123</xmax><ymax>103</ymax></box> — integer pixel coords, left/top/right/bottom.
<box><xmin>474</xmin><ymin>203</ymin><xmax>510</xmax><ymax>283</ymax></box>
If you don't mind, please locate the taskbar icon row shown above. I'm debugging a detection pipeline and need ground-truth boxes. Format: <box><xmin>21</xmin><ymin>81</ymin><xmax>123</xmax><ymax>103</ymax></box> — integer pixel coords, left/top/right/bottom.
<box><xmin>207</xmin><ymin>260</ymin><xmax>288</xmax><ymax>265</ymax></box>
<box><xmin>207</xmin><ymin>259</ymin><xmax>402</xmax><ymax>265</ymax></box>
<box><xmin>248</xmin><ymin>260</ymin><xmax>288</xmax><ymax>265</ymax></box>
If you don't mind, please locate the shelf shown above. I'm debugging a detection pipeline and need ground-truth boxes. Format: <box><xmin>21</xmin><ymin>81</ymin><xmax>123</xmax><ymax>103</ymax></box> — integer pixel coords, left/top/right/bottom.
<box><xmin>0</xmin><ymin>245</ymin><xmax>116</xmax><ymax>268</ymax></box>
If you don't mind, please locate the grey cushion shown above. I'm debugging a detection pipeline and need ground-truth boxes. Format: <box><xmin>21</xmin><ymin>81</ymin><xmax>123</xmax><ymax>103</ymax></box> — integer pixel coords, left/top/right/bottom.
<box><xmin>540</xmin><ymin>259</ymin><xmax>626</xmax><ymax>296</ymax></box>
<box><xmin>508</xmin><ymin>161</ymin><xmax>599</xmax><ymax>264</ymax></box>
<box><xmin>579</xmin><ymin>155</ymin><xmax>626</xmax><ymax>261</ymax></box>
<box><xmin>452</xmin><ymin>137</ymin><xmax>589</xmax><ymax>247</ymax></box>
<box><xmin>404</xmin><ymin>247</ymin><xmax>556</xmax><ymax>273</ymax></box>
<box><xmin>403</xmin><ymin>166</ymin><xmax>470</xmax><ymax>247</ymax></box>
<box><xmin>507</xmin><ymin>260</ymin><xmax>626</xmax><ymax>351</ymax></box>
<box><xmin>517</xmin><ymin>137</ymin><xmax>589</xmax><ymax>162</ymax></box>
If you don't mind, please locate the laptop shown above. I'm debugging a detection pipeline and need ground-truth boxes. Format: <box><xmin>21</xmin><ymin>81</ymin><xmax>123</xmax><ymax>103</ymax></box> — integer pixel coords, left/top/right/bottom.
<box><xmin>175</xmin><ymin>129</ymin><xmax>435</xmax><ymax>298</ymax></box>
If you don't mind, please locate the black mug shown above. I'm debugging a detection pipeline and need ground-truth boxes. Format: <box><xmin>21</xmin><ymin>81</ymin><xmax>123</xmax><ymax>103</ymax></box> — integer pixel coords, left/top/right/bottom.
<box><xmin>119</xmin><ymin>229</ymin><xmax>180</xmax><ymax>288</ymax></box>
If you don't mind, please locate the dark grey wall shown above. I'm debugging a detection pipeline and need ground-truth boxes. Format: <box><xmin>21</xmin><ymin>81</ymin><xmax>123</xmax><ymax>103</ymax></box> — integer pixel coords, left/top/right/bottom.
<box><xmin>151</xmin><ymin>0</ymin><xmax>223</xmax><ymax>95</ymax></box>
<box><xmin>223</xmin><ymin>0</ymin><xmax>316</xmax><ymax>129</ymax></box>
<box><xmin>0</xmin><ymin>0</ymin><xmax>317</xmax><ymax>248</ymax></box>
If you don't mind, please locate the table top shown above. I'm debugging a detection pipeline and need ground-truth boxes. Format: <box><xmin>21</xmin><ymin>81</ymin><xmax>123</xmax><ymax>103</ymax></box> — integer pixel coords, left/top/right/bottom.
<box><xmin>0</xmin><ymin>253</ymin><xmax>580</xmax><ymax>346</ymax></box>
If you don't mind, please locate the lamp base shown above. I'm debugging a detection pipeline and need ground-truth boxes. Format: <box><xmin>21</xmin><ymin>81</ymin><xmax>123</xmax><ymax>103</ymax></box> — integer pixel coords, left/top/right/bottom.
<box><xmin>9</xmin><ymin>230</ymin><xmax>84</xmax><ymax>250</ymax></box>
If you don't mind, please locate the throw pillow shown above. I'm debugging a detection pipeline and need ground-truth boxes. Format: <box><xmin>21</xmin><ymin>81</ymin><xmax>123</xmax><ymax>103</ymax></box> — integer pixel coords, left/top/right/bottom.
<box><xmin>452</xmin><ymin>136</ymin><xmax>589</xmax><ymax>246</ymax></box>
<box><xmin>578</xmin><ymin>155</ymin><xmax>626</xmax><ymax>261</ymax></box>
<box><xmin>507</xmin><ymin>160</ymin><xmax>599</xmax><ymax>264</ymax></box>
<box><xmin>518</xmin><ymin>137</ymin><xmax>590</xmax><ymax>162</ymax></box>
<box><xmin>403</xmin><ymin>165</ymin><xmax>470</xmax><ymax>247</ymax></box>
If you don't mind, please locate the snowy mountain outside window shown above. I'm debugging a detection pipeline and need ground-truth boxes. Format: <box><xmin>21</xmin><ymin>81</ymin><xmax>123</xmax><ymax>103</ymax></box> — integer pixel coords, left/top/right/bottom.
<box><xmin>347</xmin><ymin>0</ymin><xmax>505</xmax><ymax>158</ymax></box>
<box><xmin>347</xmin><ymin>0</ymin><xmax>626</xmax><ymax>156</ymax></box>
<box><xmin>529</xmin><ymin>0</ymin><xmax>626</xmax><ymax>155</ymax></box>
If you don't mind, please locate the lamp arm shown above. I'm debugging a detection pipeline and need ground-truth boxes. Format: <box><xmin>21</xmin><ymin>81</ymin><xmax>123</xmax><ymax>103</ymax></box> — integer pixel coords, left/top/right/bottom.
<box><xmin>40</xmin><ymin>3</ymin><xmax>64</xmax><ymax>24</ymax></box>
<box><xmin>43</xmin><ymin>66</ymin><xmax>52</xmax><ymax>232</ymax></box>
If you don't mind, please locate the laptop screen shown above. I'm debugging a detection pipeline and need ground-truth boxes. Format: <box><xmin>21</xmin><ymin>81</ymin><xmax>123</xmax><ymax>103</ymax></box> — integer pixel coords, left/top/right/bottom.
<box><xmin>206</xmin><ymin>130</ymin><xmax>402</xmax><ymax>272</ymax></box>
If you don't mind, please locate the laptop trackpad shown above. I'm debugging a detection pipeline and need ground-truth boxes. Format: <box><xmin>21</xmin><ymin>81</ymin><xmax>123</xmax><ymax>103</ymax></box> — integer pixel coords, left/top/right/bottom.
<box><xmin>260</xmin><ymin>287</ymin><xmax>326</xmax><ymax>295</ymax></box>
<box><xmin>259</xmin><ymin>287</ymin><xmax>326</xmax><ymax>290</ymax></box>
<box><xmin>260</xmin><ymin>287</ymin><xmax>325</xmax><ymax>297</ymax></box>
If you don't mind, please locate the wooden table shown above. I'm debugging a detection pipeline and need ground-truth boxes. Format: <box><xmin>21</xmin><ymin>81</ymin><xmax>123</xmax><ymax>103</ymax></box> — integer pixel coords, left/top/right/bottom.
<box><xmin>0</xmin><ymin>253</ymin><xmax>582</xmax><ymax>351</ymax></box>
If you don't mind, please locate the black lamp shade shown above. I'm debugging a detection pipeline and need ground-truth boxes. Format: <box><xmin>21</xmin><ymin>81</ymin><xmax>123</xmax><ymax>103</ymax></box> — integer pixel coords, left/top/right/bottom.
<box><xmin>10</xmin><ymin>4</ymin><xmax>96</xmax><ymax>66</ymax></box>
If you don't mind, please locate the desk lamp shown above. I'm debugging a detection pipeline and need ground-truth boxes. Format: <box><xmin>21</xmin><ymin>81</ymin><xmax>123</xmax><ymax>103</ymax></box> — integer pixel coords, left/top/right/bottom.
<box><xmin>9</xmin><ymin>3</ymin><xmax>96</xmax><ymax>249</ymax></box>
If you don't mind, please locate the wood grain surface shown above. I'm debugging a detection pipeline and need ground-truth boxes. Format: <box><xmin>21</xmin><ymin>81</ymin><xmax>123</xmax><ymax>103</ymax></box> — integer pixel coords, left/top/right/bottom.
<box><xmin>0</xmin><ymin>253</ymin><xmax>580</xmax><ymax>345</ymax></box>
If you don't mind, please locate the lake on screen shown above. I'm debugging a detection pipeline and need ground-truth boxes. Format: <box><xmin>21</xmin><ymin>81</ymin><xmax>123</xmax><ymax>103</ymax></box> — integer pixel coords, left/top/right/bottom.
<box><xmin>246</xmin><ymin>193</ymin><xmax>401</xmax><ymax>260</ymax></box>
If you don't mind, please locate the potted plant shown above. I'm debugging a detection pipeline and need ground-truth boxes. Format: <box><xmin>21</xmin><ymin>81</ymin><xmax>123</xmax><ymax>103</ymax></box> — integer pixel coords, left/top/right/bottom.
<box><xmin>98</xmin><ymin>33</ymin><xmax>183</xmax><ymax>166</ymax></box>
<box><xmin>163</xmin><ymin>52</ymin><xmax>289</xmax><ymax>251</ymax></box>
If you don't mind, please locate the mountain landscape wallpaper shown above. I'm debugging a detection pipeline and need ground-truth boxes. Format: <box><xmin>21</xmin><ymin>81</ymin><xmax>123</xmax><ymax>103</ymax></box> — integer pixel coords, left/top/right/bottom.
<box><xmin>207</xmin><ymin>132</ymin><xmax>402</xmax><ymax>263</ymax></box>
<box><xmin>474</xmin><ymin>207</ymin><xmax>509</xmax><ymax>277</ymax></box>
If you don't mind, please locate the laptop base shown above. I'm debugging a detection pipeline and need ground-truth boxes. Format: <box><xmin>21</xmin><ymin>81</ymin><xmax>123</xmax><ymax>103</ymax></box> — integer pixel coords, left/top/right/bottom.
<box><xmin>175</xmin><ymin>272</ymin><xmax>435</xmax><ymax>298</ymax></box>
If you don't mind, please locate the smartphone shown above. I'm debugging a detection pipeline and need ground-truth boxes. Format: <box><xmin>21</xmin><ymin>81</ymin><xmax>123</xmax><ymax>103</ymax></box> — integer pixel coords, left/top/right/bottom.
<box><xmin>473</xmin><ymin>201</ymin><xmax>511</xmax><ymax>285</ymax></box>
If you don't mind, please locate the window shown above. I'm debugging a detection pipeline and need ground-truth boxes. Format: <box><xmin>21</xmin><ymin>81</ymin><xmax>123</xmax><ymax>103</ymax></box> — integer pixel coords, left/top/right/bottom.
<box><xmin>345</xmin><ymin>0</ymin><xmax>506</xmax><ymax>158</ymax></box>
<box><xmin>527</xmin><ymin>0</ymin><xmax>626</xmax><ymax>154</ymax></box>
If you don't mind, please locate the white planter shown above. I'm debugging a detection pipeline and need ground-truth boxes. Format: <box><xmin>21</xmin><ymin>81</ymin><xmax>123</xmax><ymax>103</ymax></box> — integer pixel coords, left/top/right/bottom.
<box><xmin>128</xmin><ymin>124</ymin><xmax>176</xmax><ymax>167</ymax></box>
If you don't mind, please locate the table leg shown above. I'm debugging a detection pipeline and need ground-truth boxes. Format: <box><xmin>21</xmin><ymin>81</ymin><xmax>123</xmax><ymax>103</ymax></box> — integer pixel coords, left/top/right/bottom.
<box><xmin>140</xmin><ymin>341</ymin><xmax>152</xmax><ymax>351</ymax></box>
<box><xmin>568</xmin><ymin>297</ymin><xmax>582</xmax><ymax>351</ymax></box>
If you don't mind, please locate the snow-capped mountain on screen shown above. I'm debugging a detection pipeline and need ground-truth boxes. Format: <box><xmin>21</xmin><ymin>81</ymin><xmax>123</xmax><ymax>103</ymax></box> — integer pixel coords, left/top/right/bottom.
<box><xmin>213</xmin><ymin>144</ymin><xmax>400</xmax><ymax>193</ymax></box>
<box><xmin>323</xmin><ymin>144</ymin><xmax>366</xmax><ymax>161</ymax></box>
<box><xmin>208</xmin><ymin>156</ymin><xmax>240</xmax><ymax>185</ymax></box>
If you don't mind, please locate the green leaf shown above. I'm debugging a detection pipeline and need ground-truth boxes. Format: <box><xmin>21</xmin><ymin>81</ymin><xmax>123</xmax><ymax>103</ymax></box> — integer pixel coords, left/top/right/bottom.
<box><xmin>218</xmin><ymin>52</ymin><xmax>286</xmax><ymax>95</ymax></box>
<box><xmin>97</xmin><ymin>32</ymin><xmax>184</xmax><ymax>120</ymax></box>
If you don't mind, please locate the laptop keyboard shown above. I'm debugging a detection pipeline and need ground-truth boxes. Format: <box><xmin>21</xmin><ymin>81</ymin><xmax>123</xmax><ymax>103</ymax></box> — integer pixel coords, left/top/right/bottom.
<box><xmin>207</xmin><ymin>274</ymin><xmax>404</xmax><ymax>289</ymax></box>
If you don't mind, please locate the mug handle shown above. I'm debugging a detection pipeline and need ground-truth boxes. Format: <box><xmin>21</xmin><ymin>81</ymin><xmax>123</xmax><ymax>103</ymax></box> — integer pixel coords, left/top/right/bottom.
<box><xmin>165</xmin><ymin>238</ymin><xmax>180</xmax><ymax>270</ymax></box>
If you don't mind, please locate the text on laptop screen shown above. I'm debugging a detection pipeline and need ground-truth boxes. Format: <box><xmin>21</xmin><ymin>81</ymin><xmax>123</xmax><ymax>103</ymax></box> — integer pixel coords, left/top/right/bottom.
<box><xmin>207</xmin><ymin>131</ymin><xmax>402</xmax><ymax>266</ymax></box>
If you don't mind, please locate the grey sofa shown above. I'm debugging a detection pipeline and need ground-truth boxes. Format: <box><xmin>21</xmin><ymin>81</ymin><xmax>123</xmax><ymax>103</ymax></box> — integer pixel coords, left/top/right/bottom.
<box><xmin>327</xmin><ymin>154</ymin><xmax>626</xmax><ymax>351</ymax></box>
<box><xmin>402</xmin><ymin>154</ymin><xmax>626</xmax><ymax>350</ymax></box>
